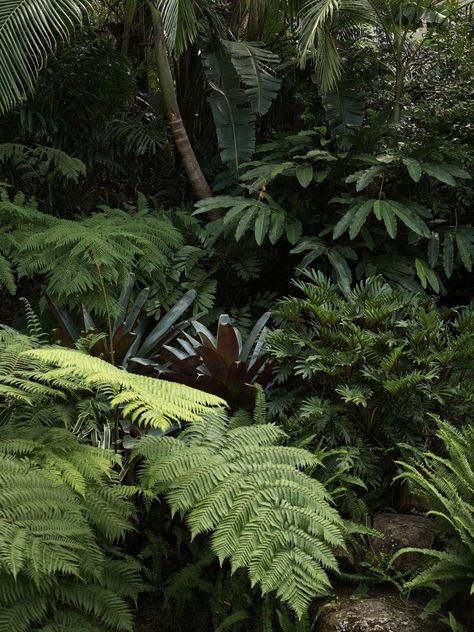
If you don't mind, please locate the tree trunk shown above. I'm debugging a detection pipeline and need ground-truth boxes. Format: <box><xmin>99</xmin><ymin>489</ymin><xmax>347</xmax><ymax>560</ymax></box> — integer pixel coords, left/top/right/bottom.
<box><xmin>151</xmin><ymin>9</ymin><xmax>212</xmax><ymax>200</ymax></box>
<box><xmin>392</xmin><ymin>62</ymin><xmax>405</xmax><ymax>124</ymax></box>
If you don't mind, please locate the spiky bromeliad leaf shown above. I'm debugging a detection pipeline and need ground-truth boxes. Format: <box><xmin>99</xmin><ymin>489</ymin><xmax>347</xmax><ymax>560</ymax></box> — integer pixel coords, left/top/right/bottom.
<box><xmin>223</xmin><ymin>40</ymin><xmax>281</xmax><ymax>116</ymax></box>
<box><xmin>135</xmin><ymin>410</ymin><xmax>345</xmax><ymax>617</ymax></box>
<box><xmin>23</xmin><ymin>348</ymin><xmax>225</xmax><ymax>430</ymax></box>
<box><xmin>0</xmin><ymin>0</ymin><xmax>90</xmax><ymax>114</ymax></box>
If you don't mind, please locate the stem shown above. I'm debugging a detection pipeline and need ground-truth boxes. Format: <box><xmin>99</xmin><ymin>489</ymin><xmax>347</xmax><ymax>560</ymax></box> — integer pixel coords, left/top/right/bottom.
<box><xmin>91</xmin><ymin>253</ymin><xmax>115</xmax><ymax>367</ymax></box>
<box><xmin>151</xmin><ymin>7</ymin><xmax>213</xmax><ymax>201</ymax></box>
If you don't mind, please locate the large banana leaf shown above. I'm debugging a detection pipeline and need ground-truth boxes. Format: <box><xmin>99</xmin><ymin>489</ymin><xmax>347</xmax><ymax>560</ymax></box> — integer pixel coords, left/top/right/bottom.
<box><xmin>322</xmin><ymin>81</ymin><xmax>365</xmax><ymax>148</ymax></box>
<box><xmin>0</xmin><ymin>0</ymin><xmax>90</xmax><ymax>114</ymax></box>
<box><xmin>223</xmin><ymin>40</ymin><xmax>281</xmax><ymax>115</ymax></box>
<box><xmin>203</xmin><ymin>50</ymin><xmax>256</xmax><ymax>172</ymax></box>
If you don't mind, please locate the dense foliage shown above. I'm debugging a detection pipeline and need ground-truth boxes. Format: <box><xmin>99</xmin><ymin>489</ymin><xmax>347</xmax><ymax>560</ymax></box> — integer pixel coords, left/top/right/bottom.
<box><xmin>0</xmin><ymin>1</ymin><xmax>473</xmax><ymax>630</ymax></box>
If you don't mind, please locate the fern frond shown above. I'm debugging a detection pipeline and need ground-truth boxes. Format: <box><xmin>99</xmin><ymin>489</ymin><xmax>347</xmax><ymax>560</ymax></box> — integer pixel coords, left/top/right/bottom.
<box><xmin>24</xmin><ymin>348</ymin><xmax>225</xmax><ymax>430</ymax></box>
<box><xmin>135</xmin><ymin>410</ymin><xmax>345</xmax><ymax>617</ymax></box>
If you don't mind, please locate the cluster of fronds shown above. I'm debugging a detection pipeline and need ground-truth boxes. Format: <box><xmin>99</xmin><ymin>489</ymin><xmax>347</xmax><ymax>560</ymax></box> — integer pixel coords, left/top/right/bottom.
<box><xmin>0</xmin><ymin>187</ymin><xmax>182</xmax><ymax>313</ymax></box>
<box><xmin>269</xmin><ymin>272</ymin><xmax>474</xmax><ymax>486</ymax></box>
<box><xmin>134</xmin><ymin>410</ymin><xmax>346</xmax><ymax>617</ymax></box>
<box><xmin>0</xmin><ymin>331</ymin><xmax>224</xmax><ymax>432</ymax></box>
<box><xmin>0</xmin><ymin>423</ymin><xmax>142</xmax><ymax>632</ymax></box>
<box><xmin>395</xmin><ymin>419</ymin><xmax>474</xmax><ymax>614</ymax></box>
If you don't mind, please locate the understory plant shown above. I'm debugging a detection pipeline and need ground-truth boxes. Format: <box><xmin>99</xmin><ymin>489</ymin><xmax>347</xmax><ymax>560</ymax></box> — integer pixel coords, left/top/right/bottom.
<box><xmin>268</xmin><ymin>272</ymin><xmax>474</xmax><ymax>491</ymax></box>
<box><xmin>395</xmin><ymin>419</ymin><xmax>474</xmax><ymax>615</ymax></box>
<box><xmin>158</xmin><ymin>312</ymin><xmax>274</xmax><ymax>410</ymax></box>
<box><xmin>0</xmin><ymin>425</ymin><xmax>142</xmax><ymax>632</ymax></box>
<box><xmin>0</xmin><ymin>330</ymin><xmax>351</xmax><ymax>621</ymax></box>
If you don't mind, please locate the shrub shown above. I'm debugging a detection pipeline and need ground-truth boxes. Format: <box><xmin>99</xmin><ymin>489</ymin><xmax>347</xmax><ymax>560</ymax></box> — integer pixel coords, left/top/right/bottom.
<box><xmin>268</xmin><ymin>272</ymin><xmax>474</xmax><ymax>488</ymax></box>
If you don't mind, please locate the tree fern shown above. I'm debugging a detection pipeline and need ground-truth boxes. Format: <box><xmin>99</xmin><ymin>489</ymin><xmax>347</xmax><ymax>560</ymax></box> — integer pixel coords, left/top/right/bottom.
<box><xmin>23</xmin><ymin>347</ymin><xmax>225</xmax><ymax>430</ymax></box>
<box><xmin>0</xmin><ymin>426</ymin><xmax>142</xmax><ymax>632</ymax></box>
<box><xmin>0</xmin><ymin>0</ymin><xmax>90</xmax><ymax>114</ymax></box>
<box><xmin>134</xmin><ymin>410</ymin><xmax>346</xmax><ymax>617</ymax></box>
<box><xmin>0</xmin><ymin>187</ymin><xmax>183</xmax><ymax>310</ymax></box>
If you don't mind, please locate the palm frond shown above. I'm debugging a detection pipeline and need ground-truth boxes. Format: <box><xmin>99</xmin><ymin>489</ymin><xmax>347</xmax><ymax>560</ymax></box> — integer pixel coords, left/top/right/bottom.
<box><xmin>0</xmin><ymin>0</ymin><xmax>90</xmax><ymax>114</ymax></box>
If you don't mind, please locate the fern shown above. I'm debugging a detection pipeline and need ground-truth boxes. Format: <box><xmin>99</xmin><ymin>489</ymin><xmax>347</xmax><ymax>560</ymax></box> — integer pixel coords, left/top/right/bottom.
<box><xmin>395</xmin><ymin>419</ymin><xmax>474</xmax><ymax>614</ymax></box>
<box><xmin>0</xmin><ymin>426</ymin><xmax>142</xmax><ymax>632</ymax></box>
<box><xmin>0</xmin><ymin>143</ymin><xmax>86</xmax><ymax>182</ymax></box>
<box><xmin>134</xmin><ymin>410</ymin><xmax>346</xmax><ymax>617</ymax></box>
<box><xmin>23</xmin><ymin>347</ymin><xmax>225</xmax><ymax>430</ymax></box>
<box><xmin>0</xmin><ymin>187</ymin><xmax>182</xmax><ymax>313</ymax></box>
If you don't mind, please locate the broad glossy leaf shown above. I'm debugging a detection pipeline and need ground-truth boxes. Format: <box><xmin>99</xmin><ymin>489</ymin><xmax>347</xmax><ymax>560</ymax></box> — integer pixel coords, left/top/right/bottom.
<box><xmin>328</xmin><ymin>250</ymin><xmax>352</xmax><ymax>295</ymax></box>
<box><xmin>255</xmin><ymin>209</ymin><xmax>270</xmax><ymax>245</ymax></box>
<box><xmin>443</xmin><ymin>233</ymin><xmax>454</xmax><ymax>278</ymax></box>
<box><xmin>391</xmin><ymin>202</ymin><xmax>430</xmax><ymax>238</ymax></box>
<box><xmin>286</xmin><ymin>221</ymin><xmax>302</xmax><ymax>245</ymax></box>
<box><xmin>235</xmin><ymin>208</ymin><xmax>256</xmax><ymax>241</ymax></box>
<box><xmin>349</xmin><ymin>200</ymin><xmax>373</xmax><ymax>239</ymax></box>
<box><xmin>217</xmin><ymin>316</ymin><xmax>241</xmax><ymax>365</ymax></box>
<box><xmin>333</xmin><ymin>206</ymin><xmax>358</xmax><ymax>239</ymax></box>
<box><xmin>403</xmin><ymin>157</ymin><xmax>422</xmax><ymax>183</ymax></box>
<box><xmin>137</xmin><ymin>290</ymin><xmax>195</xmax><ymax>358</ymax></box>
<box><xmin>296</xmin><ymin>164</ymin><xmax>313</xmax><ymax>188</ymax></box>
<box><xmin>422</xmin><ymin>163</ymin><xmax>456</xmax><ymax>186</ymax></box>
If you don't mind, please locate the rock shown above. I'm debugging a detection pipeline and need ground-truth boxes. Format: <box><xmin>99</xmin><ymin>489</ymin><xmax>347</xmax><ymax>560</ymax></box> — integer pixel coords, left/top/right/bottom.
<box><xmin>370</xmin><ymin>513</ymin><xmax>438</xmax><ymax>569</ymax></box>
<box><xmin>318</xmin><ymin>591</ymin><xmax>442</xmax><ymax>632</ymax></box>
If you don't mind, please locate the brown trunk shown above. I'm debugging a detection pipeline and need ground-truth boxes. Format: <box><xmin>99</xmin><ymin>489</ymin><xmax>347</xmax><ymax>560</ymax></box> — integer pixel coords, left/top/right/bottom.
<box><xmin>151</xmin><ymin>8</ymin><xmax>212</xmax><ymax>200</ymax></box>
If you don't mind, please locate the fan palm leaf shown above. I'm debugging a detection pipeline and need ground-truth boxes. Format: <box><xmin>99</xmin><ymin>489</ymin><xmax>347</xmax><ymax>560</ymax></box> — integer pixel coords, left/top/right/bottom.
<box><xmin>0</xmin><ymin>0</ymin><xmax>90</xmax><ymax>114</ymax></box>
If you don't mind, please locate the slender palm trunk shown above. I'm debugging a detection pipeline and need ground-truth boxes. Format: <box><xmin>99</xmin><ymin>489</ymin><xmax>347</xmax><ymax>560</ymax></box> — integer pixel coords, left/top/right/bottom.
<box><xmin>151</xmin><ymin>10</ymin><xmax>212</xmax><ymax>200</ymax></box>
<box><xmin>392</xmin><ymin>62</ymin><xmax>405</xmax><ymax>123</ymax></box>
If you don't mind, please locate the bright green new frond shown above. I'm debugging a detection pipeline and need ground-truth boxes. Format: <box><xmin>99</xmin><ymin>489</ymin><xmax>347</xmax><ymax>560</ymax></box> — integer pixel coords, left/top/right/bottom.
<box><xmin>397</xmin><ymin>419</ymin><xmax>474</xmax><ymax>611</ymax></box>
<box><xmin>24</xmin><ymin>348</ymin><xmax>225</xmax><ymax>430</ymax></box>
<box><xmin>135</xmin><ymin>411</ymin><xmax>346</xmax><ymax>617</ymax></box>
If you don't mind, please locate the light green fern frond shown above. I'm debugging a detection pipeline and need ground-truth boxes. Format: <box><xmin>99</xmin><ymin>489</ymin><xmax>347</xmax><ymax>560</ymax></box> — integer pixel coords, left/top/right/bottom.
<box><xmin>135</xmin><ymin>410</ymin><xmax>345</xmax><ymax>617</ymax></box>
<box><xmin>396</xmin><ymin>419</ymin><xmax>474</xmax><ymax>611</ymax></box>
<box><xmin>0</xmin><ymin>426</ymin><xmax>142</xmax><ymax>632</ymax></box>
<box><xmin>24</xmin><ymin>348</ymin><xmax>225</xmax><ymax>430</ymax></box>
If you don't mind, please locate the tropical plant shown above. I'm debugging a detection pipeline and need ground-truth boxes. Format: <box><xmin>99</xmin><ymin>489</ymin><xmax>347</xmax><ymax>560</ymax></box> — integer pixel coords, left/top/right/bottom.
<box><xmin>196</xmin><ymin>123</ymin><xmax>472</xmax><ymax>294</ymax></box>
<box><xmin>134</xmin><ymin>408</ymin><xmax>347</xmax><ymax>618</ymax></box>
<box><xmin>0</xmin><ymin>0</ymin><xmax>90</xmax><ymax>114</ymax></box>
<box><xmin>268</xmin><ymin>272</ymin><xmax>474</xmax><ymax>489</ymax></box>
<box><xmin>0</xmin><ymin>424</ymin><xmax>142</xmax><ymax>632</ymax></box>
<box><xmin>395</xmin><ymin>419</ymin><xmax>474</xmax><ymax>615</ymax></box>
<box><xmin>158</xmin><ymin>312</ymin><xmax>274</xmax><ymax>410</ymax></box>
<box><xmin>298</xmin><ymin>0</ymin><xmax>452</xmax><ymax>121</ymax></box>
<box><xmin>0</xmin><ymin>188</ymin><xmax>182</xmax><ymax>313</ymax></box>
<box><xmin>47</xmin><ymin>274</ymin><xmax>196</xmax><ymax>368</ymax></box>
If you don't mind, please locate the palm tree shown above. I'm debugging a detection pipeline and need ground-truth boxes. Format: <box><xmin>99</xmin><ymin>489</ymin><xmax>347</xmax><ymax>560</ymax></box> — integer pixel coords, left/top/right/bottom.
<box><xmin>0</xmin><ymin>0</ymin><xmax>90</xmax><ymax>115</ymax></box>
<box><xmin>297</xmin><ymin>0</ymin><xmax>451</xmax><ymax>122</ymax></box>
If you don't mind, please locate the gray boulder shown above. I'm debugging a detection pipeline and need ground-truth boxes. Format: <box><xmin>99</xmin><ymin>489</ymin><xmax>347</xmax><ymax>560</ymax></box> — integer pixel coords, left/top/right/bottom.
<box><xmin>318</xmin><ymin>591</ymin><xmax>442</xmax><ymax>632</ymax></box>
<box><xmin>370</xmin><ymin>513</ymin><xmax>438</xmax><ymax>569</ymax></box>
